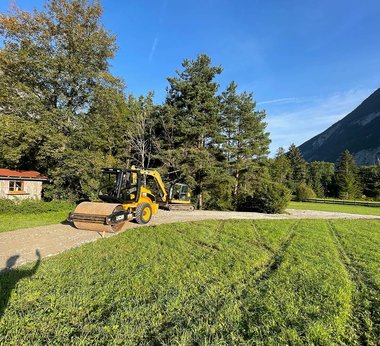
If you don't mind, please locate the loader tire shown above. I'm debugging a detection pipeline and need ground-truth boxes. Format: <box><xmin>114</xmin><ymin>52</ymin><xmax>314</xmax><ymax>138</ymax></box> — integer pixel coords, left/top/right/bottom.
<box><xmin>135</xmin><ymin>203</ymin><xmax>152</xmax><ymax>224</ymax></box>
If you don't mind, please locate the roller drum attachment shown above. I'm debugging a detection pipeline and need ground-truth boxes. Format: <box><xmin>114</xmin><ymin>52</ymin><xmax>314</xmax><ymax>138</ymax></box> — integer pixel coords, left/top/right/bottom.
<box><xmin>69</xmin><ymin>202</ymin><xmax>132</xmax><ymax>233</ymax></box>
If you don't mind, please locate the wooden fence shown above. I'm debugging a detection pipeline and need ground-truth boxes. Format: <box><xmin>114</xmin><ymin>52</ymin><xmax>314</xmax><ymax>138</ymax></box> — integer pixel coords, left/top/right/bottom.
<box><xmin>300</xmin><ymin>198</ymin><xmax>380</xmax><ymax>208</ymax></box>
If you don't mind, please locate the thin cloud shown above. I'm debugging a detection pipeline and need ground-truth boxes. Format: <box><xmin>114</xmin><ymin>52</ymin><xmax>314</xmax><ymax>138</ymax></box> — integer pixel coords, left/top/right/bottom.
<box><xmin>149</xmin><ymin>34</ymin><xmax>159</xmax><ymax>62</ymax></box>
<box><xmin>148</xmin><ymin>0</ymin><xmax>167</xmax><ymax>63</ymax></box>
<box><xmin>266</xmin><ymin>88</ymin><xmax>374</xmax><ymax>154</ymax></box>
<box><xmin>258</xmin><ymin>97</ymin><xmax>305</xmax><ymax>106</ymax></box>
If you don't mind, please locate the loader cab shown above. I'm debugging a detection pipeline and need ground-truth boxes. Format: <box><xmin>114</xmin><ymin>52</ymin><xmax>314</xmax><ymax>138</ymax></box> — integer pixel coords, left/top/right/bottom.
<box><xmin>169</xmin><ymin>183</ymin><xmax>190</xmax><ymax>202</ymax></box>
<box><xmin>98</xmin><ymin>168</ymin><xmax>142</xmax><ymax>204</ymax></box>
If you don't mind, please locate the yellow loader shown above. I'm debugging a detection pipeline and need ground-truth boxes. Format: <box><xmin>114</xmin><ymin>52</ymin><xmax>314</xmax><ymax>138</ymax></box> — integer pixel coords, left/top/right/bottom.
<box><xmin>68</xmin><ymin>167</ymin><xmax>193</xmax><ymax>233</ymax></box>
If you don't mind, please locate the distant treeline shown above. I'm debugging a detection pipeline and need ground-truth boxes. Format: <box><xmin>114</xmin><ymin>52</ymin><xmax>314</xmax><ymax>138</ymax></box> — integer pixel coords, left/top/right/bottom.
<box><xmin>271</xmin><ymin>146</ymin><xmax>380</xmax><ymax>201</ymax></box>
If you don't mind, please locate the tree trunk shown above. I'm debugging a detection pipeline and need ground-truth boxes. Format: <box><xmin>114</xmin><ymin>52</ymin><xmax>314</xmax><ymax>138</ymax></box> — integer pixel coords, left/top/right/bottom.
<box><xmin>197</xmin><ymin>192</ymin><xmax>203</xmax><ymax>210</ymax></box>
<box><xmin>233</xmin><ymin>171</ymin><xmax>239</xmax><ymax>198</ymax></box>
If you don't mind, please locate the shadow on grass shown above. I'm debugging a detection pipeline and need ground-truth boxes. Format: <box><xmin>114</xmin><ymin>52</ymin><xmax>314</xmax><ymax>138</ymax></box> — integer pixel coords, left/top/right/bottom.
<box><xmin>0</xmin><ymin>249</ymin><xmax>41</xmax><ymax>319</ymax></box>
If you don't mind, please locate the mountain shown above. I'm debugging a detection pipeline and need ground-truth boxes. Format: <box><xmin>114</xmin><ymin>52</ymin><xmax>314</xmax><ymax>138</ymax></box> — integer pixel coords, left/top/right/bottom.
<box><xmin>299</xmin><ymin>88</ymin><xmax>380</xmax><ymax>165</ymax></box>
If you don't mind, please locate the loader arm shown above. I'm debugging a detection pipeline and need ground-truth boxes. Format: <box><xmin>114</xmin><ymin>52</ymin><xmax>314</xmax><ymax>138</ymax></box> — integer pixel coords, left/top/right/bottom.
<box><xmin>141</xmin><ymin>169</ymin><xmax>168</xmax><ymax>203</ymax></box>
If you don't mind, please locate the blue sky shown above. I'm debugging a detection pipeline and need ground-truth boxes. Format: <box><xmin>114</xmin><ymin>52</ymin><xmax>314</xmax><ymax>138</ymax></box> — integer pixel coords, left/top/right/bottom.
<box><xmin>1</xmin><ymin>0</ymin><xmax>380</xmax><ymax>154</ymax></box>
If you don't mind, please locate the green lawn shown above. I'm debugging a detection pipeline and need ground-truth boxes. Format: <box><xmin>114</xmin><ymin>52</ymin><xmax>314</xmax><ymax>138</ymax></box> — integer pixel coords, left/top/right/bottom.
<box><xmin>288</xmin><ymin>201</ymin><xmax>380</xmax><ymax>216</ymax></box>
<box><xmin>0</xmin><ymin>211</ymin><xmax>70</xmax><ymax>233</ymax></box>
<box><xmin>1</xmin><ymin>219</ymin><xmax>379</xmax><ymax>344</ymax></box>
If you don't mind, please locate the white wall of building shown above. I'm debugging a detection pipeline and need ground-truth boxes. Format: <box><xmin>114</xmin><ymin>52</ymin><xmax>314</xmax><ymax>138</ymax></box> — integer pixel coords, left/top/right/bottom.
<box><xmin>0</xmin><ymin>180</ymin><xmax>43</xmax><ymax>200</ymax></box>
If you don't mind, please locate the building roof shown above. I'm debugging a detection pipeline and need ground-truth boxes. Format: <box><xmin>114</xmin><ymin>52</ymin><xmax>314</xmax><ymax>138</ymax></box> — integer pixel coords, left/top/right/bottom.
<box><xmin>0</xmin><ymin>168</ymin><xmax>48</xmax><ymax>180</ymax></box>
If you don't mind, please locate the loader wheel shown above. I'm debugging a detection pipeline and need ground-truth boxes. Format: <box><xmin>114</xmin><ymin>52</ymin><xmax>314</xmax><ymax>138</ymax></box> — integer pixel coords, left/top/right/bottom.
<box><xmin>135</xmin><ymin>203</ymin><xmax>152</xmax><ymax>224</ymax></box>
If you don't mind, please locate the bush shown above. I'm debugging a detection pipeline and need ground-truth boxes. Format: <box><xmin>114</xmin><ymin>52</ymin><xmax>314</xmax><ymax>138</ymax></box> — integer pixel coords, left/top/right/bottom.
<box><xmin>0</xmin><ymin>198</ymin><xmax>16</xmax><ymax>213</ymax></box>
<box><xmin>237</xmin><ymin>180</ymin><xmax>291</xmax><ymax>214</ymax></box>
<box><xmin>0</xmin><ymin>199</ymin><xmax>74</xmax><ymax>214</ymax></box>
<box><xmin>295</xmin><ymin>183</ymin><xmax>316</xmax><ymax>201</ymax></box>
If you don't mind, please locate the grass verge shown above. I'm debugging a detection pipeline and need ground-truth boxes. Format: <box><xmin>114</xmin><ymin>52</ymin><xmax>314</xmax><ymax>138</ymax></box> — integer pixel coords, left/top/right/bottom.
<box><xmin>288</xmin><ymin>201</ymin><xmax>380</xmax><ymax>216</ymax></box>
<box><xmin>0</xmin><ymin>211</ymin><xmax>70</xmax><ymax>234</ymax></box>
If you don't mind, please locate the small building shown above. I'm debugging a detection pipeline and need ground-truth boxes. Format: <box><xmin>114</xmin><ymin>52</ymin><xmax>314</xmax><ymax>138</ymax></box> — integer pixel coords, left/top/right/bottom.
<box><xmin>0</xmin><ymin>169</ymin><xmax>48</xmax><ymax>200</ymax></box>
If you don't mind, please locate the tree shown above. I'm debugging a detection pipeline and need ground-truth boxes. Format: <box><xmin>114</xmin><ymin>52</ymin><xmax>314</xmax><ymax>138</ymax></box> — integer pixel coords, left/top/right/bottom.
<box><xmin>295</xmin><ymin>182</ymin><xmax>316</xmax><ymax>201</ymax></box>
<box><xmin>335</xmin><ymin>150</ymin><xmax>361</xmax><ymax>199</ymax></box>
<box><xmin>78</xmin><ymin>84</ymin><xmax>131</xmax><ymax>164</ymax></box>
<box><xmin>0</xmin><ymin>0</ymin><xmax>119</xmax><ymax>125</ymax></box>
<box><xmin>125</xmin><ymin>93</ymin><xmax>157</xmax><ymax>169</ymax></box>
<box><xmin>286</xmin><ymin>144</ymin><xmax>307</xmax><ymax>190</ymax></box>
<box><xmin>164</xmin><ymin>54</ymin><xmax>223</xmax><ymax>209</ymax></box>
<box><xmin>237</xmin><ymin>180</ymin><xmax>291</xmax><ymax>214</ymax></box>
<box><xmin>220</xmin><ymin>81</ymin><xmax>270</xmax><ymax>201</ymax></box>
<box><xmin>0</xmin><ymin>115</ymin><xmax>41</xmax><ymax>169</ymax></box>
<box><xmin>307</xmin><ymin>161</ymin><xmax>335</xmax><ymax>197</ymax></box>
<box><xmin>270</xmin><ymin>147</ymin><xmax>291</xmax><ymax>185</ymax></box>
<box><xmin>0</xmin><ymin>0</ymin><xmax>123</xmax><ymax>198</ymax></box>
<box><xmin>155</xmin><ymin>104</ymin><xmax>182</xmax><ymax>170</ymax></box>
<box><xmin>358</xmin><ymin>165</ymin><xmax>380</xmax><ymax>200</ymax></box>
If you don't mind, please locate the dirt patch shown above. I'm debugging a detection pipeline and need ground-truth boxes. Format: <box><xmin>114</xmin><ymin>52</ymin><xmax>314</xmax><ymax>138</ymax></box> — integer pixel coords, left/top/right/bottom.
<box><xmin>1</xmin><ymin>209</ymin><xmax>379</xmax><ymax>270</ymax></box>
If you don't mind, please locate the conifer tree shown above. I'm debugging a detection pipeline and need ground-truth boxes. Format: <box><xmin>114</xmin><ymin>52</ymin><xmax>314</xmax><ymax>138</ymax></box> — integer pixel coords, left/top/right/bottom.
<box><xmin>359</xmin><ymin>165</ymin><xmax>380</xmax><ymax>200</ymax></box>
<box><xmin>286</xmin><ymin>144</ymin><xmax>307</xmax><ymax>190</ymax></box>
<box><xmin>220</xmin><ymin>81</ymin><xmax>270</xmax><ymax>199</ymax></box>
<box><xmin>164</xmin><ymin>54</ymin><xmax>223</xmax><ymax>209</ymax></box>
<box><xmin>335</xmin><ymin>149</ymin><xmax>361</xmax><ymax>199</ymax></box>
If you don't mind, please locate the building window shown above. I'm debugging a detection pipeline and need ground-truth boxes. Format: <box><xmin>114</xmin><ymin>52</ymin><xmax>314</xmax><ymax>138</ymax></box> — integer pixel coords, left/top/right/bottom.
<box><xmin>9</xmin><ymin>181</ymin><xmax>24</xmax><ymax>192</ymax></box>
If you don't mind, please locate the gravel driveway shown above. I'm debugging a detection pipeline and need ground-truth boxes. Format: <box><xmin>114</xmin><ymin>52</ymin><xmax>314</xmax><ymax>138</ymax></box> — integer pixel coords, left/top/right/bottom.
<box><xmin>1</xmin><ymin>209</ymin><xmax>379</xmax><ymax>271</ymax></box>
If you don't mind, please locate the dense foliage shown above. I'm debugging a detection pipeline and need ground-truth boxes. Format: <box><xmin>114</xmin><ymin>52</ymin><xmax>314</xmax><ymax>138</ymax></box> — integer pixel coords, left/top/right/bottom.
<box><xmin>294</xmin><ymin>182</ymin><xmax>316</xmax><ymax>201</ymax></box>
<box><xmin>237</xmin><ymin>180</ymin><xmax>291</xmax><ymax>214</ymax></box>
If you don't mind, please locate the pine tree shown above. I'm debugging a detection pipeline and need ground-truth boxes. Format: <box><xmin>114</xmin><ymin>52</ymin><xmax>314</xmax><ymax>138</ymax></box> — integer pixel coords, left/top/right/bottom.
<box><xmin>335</xmin><ymin>149</ymin><xmax>362</xmax><ymax>199</ymax></box>
<box><xmin>163</xmin><ymin>54</ymin><xmax>223</xmax><ymax>209</ymax></box>
<box><xmin>286</xmin><ymin>144</ymin><xmax>307</xmax><ymax>190</ymax></box>
<box><xmin>220</xmin><ymin>81</ymin><xmax>270</xmax><ymax>200</ymax></box>
<box><xmin>359</xmin><ymin>165</ymin><xmax>380</xmax><ymax>200</ymax></box>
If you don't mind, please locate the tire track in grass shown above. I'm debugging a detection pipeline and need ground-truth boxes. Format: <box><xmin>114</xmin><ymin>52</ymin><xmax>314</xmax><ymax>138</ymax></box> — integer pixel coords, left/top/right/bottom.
<box><xmin>328</xmin><ymin>221</ymin><xmax>380</xmax><ymax>345</ymax></box>
<box><xmin>170</xmin><ymin>219</ymin><xmax>299</xmax><ymax>343</ymax></box>
<box><xmin>139</xmin><ymin>219</ymin><xmax>299</xmax><ymax>344</ymax></box>
<box><xmin>239</xmin><ymin>220</ymin><xmax>353</xmax><ymax>345</ymax></box>
<box><xmin>236</xmin><ymin>221</ymin><xmax>300</xmax><ymax>341</ymax></box>
<box><xmin>249</xmin><ymin>222</ymin><xmax>277</xmax><ymax>255</ymax></box>
<box><xmin>209</xmin><ymin>219</ymin><xmax>299</xmax><ymax>284</ymax></box>
<box><xmin>173</xmin><ymin>220</ymin><xmax>225</xmax><ymax>252</ymax></box>
<box><xmin>250</xmin><ymin>220</ymin><xmax>299</xmax><ymax>283</ymax></box>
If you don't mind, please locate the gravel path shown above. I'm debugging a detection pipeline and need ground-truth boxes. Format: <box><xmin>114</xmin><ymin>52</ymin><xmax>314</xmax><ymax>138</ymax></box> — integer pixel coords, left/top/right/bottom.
<box><xmin>1</xmin><ymin>209</ymin><xmax>379</xmax><ymax>271</ymax></box>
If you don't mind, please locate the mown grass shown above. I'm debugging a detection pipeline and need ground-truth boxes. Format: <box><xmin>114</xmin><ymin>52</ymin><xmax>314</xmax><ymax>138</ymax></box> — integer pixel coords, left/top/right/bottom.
<box><xmin>288</xmin><ymin>201</ymin><xmax>380</xmax><ymax>216</ymax></box>
<box><xmin>0</xmin><ymin>219</ymin><xmax>379</xmax><ymax>344</ymax></box>
<box><xmin>330</xmin><ymin>220</ymin><xmax>380</xmax><ymax>344</ymax></box>
<box><xmin>0</xmin><ymin>211</ymin><xmax>70</xmax><ymax>234</ymax></box>
<box><xmin>0</xmin><ymin>200</ymin><xmax>74</xmax><ymax>233</ymax></box>
<box><xmin>241</xmin><ymin>220</ymin><xmax>355</xmax><ymax>344</ymax></box>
